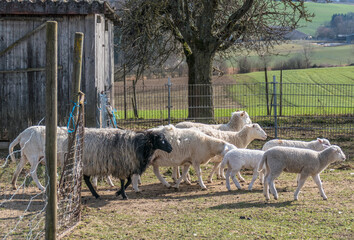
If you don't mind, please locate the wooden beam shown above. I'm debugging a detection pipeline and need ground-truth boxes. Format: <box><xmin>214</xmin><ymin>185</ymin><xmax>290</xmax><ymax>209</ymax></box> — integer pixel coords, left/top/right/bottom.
<box><xmin>0</xmin><ymin>22</ymin><xmax>46</xmax><ymax>57</ymax></box>
<box><xmin>0</xmin><ymin>66</ymin><xmax>63</xmax><ymax>74</ymax></box>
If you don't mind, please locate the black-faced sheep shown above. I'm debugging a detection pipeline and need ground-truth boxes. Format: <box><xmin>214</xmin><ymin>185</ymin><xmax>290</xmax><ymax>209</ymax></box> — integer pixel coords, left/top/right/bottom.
<box><xmin>81</xmin><ymin>128</ymin><xmax>172</xmax><ymax>199</ymax></box>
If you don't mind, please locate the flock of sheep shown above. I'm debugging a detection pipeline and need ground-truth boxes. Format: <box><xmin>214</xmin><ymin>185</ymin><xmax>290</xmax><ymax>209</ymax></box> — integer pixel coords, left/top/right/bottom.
<box><xmin>8</xmin><ymin>111</ymin><xmax>346</xmax><ymax>201</ymax></box>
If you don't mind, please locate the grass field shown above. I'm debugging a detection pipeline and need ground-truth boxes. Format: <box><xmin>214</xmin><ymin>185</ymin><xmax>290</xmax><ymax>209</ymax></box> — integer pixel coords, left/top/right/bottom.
<box><xmin>116</xmin><ymin>66</ymin><xmax>354</xmax><ymax>119</ymax></box>
<box><xmin>229</xmin><ymin>66</ymin><xmax>354</xmax><ymax>116</ymax></box>
<box><xmin>298</xmin><ymin>2</ymin><xmax>354</xmax><ymax>36</ymax></box>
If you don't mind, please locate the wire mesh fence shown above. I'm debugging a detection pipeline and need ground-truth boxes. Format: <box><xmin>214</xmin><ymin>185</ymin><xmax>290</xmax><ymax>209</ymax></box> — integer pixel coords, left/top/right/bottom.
<box><xmin>114</xmin><ymin>81</ymin><xmax>354</xmax><ymax>140</ymax></box>
<box><xmin>0</xmin><ymin>100</ymin><xmax>84</xmax><ymax>239</ymax></box>
<box><xmin>58</xmin><ymin>97</ymin><xmax>85</xmax><ymax>238</ymax></box>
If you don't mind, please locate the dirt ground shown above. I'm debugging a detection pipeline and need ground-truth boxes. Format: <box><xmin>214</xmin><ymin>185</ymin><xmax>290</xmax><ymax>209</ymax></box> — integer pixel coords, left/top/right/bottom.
<box><xmin>1</xmin><ymin>142</ymin><xmax>353</xmax><ymax>239</ymax></box>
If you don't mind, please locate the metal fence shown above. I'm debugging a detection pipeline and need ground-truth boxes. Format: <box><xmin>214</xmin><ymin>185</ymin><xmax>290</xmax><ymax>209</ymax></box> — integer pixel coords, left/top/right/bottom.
<box><xmin>113</xmin><ymin>79</ymin><xmax>354</xmax><ymax>141</ymax></box>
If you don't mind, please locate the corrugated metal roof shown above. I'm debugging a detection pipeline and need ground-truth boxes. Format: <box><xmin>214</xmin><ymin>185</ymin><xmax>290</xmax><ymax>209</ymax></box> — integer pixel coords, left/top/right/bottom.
<box><xmin>0</xmin><ymin>0</ymin><xmax>119</xmax><ymax>22</ymax></box>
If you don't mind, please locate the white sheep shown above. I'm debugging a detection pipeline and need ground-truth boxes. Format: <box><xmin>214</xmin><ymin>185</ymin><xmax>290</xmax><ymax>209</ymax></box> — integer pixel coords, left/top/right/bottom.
<box><xmin>8</xmin><ymin>126</ymin><xmax>67</xmax><ymax>190</ymax></box>
<box><xmin>221</xmin><ymin>149</ymin><xmax>264</xmax><ymax>191</ymax></box>
<box><xmin>175</xmin><ymin>110</ymin><xmax>252</xmax><ymax>131</ymax></box>
<box><xmin>262</xmin><ymin>138</ymin><xmax>331</xmax><ymax>151</ymax></box>
<box><xmin>258</xmin><ymin>145</ymin><xmax>346</xmax><ymax>201</ymax></box>
<box><xmin>75</xmin><ymin>128</ymin><xmax>172</xmax><ymax>199</ymax></box>
<box><xmin>189</xmin><ymin>123</ymin><xmax>267</xmax><ymax>183</ymax></box>
<box><xmin>174</xmin><ymin>111</ymin><xmax>252</xmax><ymax>182</ymax></box>
<box><xmin>9</xmin><ymin>126</ymin><xmax>114</xmax><ymax>191</ymax></box>
<box><xmin>150</xmin><ymin>125</ymin><xmax>236</xmax><ymax>190</ymax></box>
<box><xmin>260</xmin><ymin>138</ymin><xmax>331</xmax><ymax>184</ymax></box>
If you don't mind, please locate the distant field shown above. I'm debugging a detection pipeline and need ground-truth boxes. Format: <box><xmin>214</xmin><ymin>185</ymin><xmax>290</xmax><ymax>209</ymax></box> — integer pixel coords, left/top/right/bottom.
<box><xmin>231</xmin><ymin>42</ymin><xmax>354</xmax><ymax>68</ymax></box>
<box><xmin>229</xmin><ymin>66</ymin><xmax>354</xmax><ymax>116</ymax></box>
<box><xmin>298</xmin><ymin>2</ymin><xmax>354</xmax><ymax>36</ymax></box>
<box><xmin>115</xmin><ymin>67</ymin><xmax>354</xmax><ymax>124</ymax></box>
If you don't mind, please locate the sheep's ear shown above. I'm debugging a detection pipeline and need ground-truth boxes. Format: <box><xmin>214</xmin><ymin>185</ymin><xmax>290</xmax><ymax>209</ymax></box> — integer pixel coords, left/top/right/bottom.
<box><xmin>241</xmin><ymin>111</ymin><xmax>244</xmax><ymax>117</ymax></box>
<box><xmin>317</xmin><ymin>138</ymin><xmax>323</xmax><ymax>143</ymax></box>
<box><xmin>252</xmin><ymin>124</ymin><xmax>256</xmax><ymax>128</ymax></box>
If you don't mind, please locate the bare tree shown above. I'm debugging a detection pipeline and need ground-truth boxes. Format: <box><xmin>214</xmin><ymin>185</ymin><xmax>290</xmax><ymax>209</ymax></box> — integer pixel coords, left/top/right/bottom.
<box><xmin>303</xmin><ymin>42</ymin><xmax>314</xmax><ymax>68</ymax></box>
<box><xmin>115</xmin><ymin>0</ymin><xmax>314</xmax><ymax>120</ymax></box>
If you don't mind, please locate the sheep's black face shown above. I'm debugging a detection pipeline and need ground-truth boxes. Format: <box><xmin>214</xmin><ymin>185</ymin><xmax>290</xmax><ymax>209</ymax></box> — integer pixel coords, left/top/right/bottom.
<box><xmin>151</xmin><ymin>133</ymin><xmax>172</xmax><ymax>153</ymax></box>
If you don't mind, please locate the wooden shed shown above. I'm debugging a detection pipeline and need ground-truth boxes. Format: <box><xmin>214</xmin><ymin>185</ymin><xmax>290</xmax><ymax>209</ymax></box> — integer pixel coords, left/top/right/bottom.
<box><xmin>0</xmin><ymin>0</ymin><xmax>118</xmax><ymax>142</ymax></box>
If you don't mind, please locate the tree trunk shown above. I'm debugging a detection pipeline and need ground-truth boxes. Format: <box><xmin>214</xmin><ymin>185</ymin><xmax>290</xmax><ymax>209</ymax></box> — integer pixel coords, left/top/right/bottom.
<box><xmin>186</xmin><ymin>50</ymin><xmax>214</xmax><ymax>122</ymax></box>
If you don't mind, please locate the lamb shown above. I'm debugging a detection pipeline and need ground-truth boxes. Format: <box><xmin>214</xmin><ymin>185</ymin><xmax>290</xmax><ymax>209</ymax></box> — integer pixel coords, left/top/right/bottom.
<box><xmin>9</xmin><ymin>126</ymin><xmax>67</xmax><ymax>191</ymax></box>
<box><xmin>262</xmin><ymin>138</ymin><xmax>331</xmax><ymax>151</ymax></box>
<box><xmin>260</xmin><ymin>138</ymin><xmax>331</xmax><ymax>184</ymax></box>
<box><xmin>9</xmin><ymin>126</ymin><xmax>115</xmax><ymax>191</ymax></box>
<box><xmin>258</xmin><ymin>145</ymin><xmax>346</xmax><ymax>201</ymax></box>
<box><xmin>149</xmin><ymin>125</ymin><xmax>236</xmax><ymax>190</ymax></box>
<box><xmin>220</xmin><ymin>149</ymin><xmax>264</xmax><ymax>191</ymax></box>
<box><xmin>78</xmin><ymin>128</ymin><xmax>172</xmax><ymax>199</ymax></box>
<box><xmin>175</xmin><ymin>110</ymin><xmax>252</xmax><ymax>131</ymax></box>
<box><xmin>191</xmin><ymin>124</ymin><xmax>267</xmax><ymax>183</ymax></box>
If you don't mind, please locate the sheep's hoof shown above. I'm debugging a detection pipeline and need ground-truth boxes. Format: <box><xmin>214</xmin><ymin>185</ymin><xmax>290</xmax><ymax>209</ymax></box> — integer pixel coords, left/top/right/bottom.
<box><xmin>135</xmin><ymin>191</ymin><xmax>142</xmax><ymax>194</ymax></box>
<box><xmin>201</xmin><ymin>187</ymin><xmax>207</xmax><ymax>191</ymax></box>
<box><xmin>116</xmin><ymin>190</ymin><xmax>122</xmax><ymax>196</ymax></box>
<box><xmin>239</xmin><ymin>179</ymin><xmax>246</xmax><ymax>183</ymax></box>
<box><xmin>323</xmin><ymin>197</ymin><xmax>328</xmax><ymax>201</ymax></box>
<box><xmin>94</xmin><ymin>195</ymin><xmax>101</xmax><ymax>199</ymax></box>
<box><xmin>122</xmin><ymin>196</ymin><xmax>128</xmax><ymax>200</ymax></box>
<box><xmin>12</xmin><ymin>186</ymin><xmax>17</xmax><ymax>190</ymax></box>
<box><xmin>172</xmin><ymin>184</ymin><xmax>179</xmax><ymax>189</ymax></box>
<box><xmin>207</xmin><ymin>180</ymin><xmax>213</xmax><ymax>183</ymax></box>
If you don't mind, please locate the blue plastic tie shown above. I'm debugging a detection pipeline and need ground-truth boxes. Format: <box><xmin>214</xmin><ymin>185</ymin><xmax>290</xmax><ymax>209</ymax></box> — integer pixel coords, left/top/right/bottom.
<box><xmin>67</xmin><ymin>102</ymin><xmax>80</xmax><ymax>133</ymax></box>
<box><xmin>112</xmin><ymin>108</ymin><xmax>118</xmax><ymax>128</ymax></box>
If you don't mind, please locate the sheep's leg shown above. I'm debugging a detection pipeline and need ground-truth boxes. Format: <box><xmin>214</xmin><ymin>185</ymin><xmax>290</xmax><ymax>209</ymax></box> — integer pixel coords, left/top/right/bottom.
<box><xmin>248</xmin><ymin>169</ymin><xmax>259</xmax><ymax>191</ymax></box>
<box><xmin>312</xmin><ymin>174</ymin><xmax>327</xmax><ymax>200</ymax></box>
<box><xmin>138</xmin><ymin>175</ymin><xmax>142</xmax><ymax>185</ymax></box>
<box><xmin>173</xmin><ymin>165</ymin><xmax>190</xmax><ymax>189</ymax></box>
<box><xmin>236</xmin><ymin>171</ymin><xmax>245</xmax><ymax>182</ymax></box>
<box><xmin>259</xmin><ymin>169</ymin><xmax>265</xmax><ymax>185</ymax></box>
<box><xmin>268</xmin><ymin>178</ymin><xmax>278</xmax><ymax>200</ymax></box>
<box><xmin>30</xmin><ymin>158</ymin><xmax>45</xmax><ymax>191</ymax></box>
<box><xmin>220</xmin><ymin>166</ymin><xmax>226</xmax><ymax>180</ymax></box>
<box><xmin>132</xmin><ymin>174</ymin><xmax>141</xmax><ymax>192</ymax></box>
<box><xmin>84</xmin><ymin>175</ymin><xmax>100</xmax><ymax>199</ymax></box>
<box><xmin>182</xmin><ymin>165</ymin><xmax>191</xmax><ymax>185</ymax></box>
<box><xmin>296</xmin><ymin>174</ymin><xmax>300</xmax><ymax>186</ymax></box>
<box><xmin>193</xmin><ymin>163</ymin><xmax>207</xmax><ymax>190</ymax></box>
<box><xmin>225</xmin><ymin>168</ymin><xmax>232</xmax><ymax>191</ymax></box>
<box><xmin>207</xmin><ymin>162</ymin><xmax>220</xmax><ymax>183</ymax></box>
<box><xmin>106</xmin><ymin>176</ymin><xmax>115</xmax><ymax>187</ymax></box>
<box><xmin>91</xmin><ymin>176</ymin><xmax>98</xmax><ymax>190</ymax></box>
<box><xmin>11</xmin><ymin>156</ymin><xmax>27</xmax><ymax>190</ymax></box>
<box><xmin>231</xmin><ymin>169</ymin><xmax>242</xmax><ymax>190</ymax></box>
<box><xmin>153</xmin><ymin>164</ymin><xmax>171</xmax><ymax>188</ymax></box>
<box><xmin>117</xmin><ymin>179</ymin><xmax>129</xmax><ymax>200</ymax></box>
<box><xmin>294</xmin><ymin>174</ymin><xmax>308</xmax><ymax>201</ymax></box>
<box><xmin>172</xmin><ymin>166</ymin><xmax>179</xmax><ymax>183</ymax></box>
<box><xmin>263</xmin><ymin>173</ymin><xmax>270</xmax><ymax>200</ymax></box>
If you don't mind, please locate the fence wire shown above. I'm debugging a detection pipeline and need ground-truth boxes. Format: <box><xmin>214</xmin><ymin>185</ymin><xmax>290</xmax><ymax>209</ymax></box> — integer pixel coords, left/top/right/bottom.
<box><xmin>114</xmin><ymin>82</ymin><xmax>354</xmax><ymax>140</ymax></box>
<box><xmin>0</xmin><ymin>99</ymin><xmax>84</xmax><ymax>239</ymax></box>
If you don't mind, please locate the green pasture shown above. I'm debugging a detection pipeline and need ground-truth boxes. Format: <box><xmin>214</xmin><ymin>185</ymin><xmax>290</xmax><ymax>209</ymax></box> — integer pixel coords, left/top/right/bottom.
<box><xmin>299</xmin><ymin>2</ymin><xmax>354</xmax><ymax>36</ymax></box>
<box><xmin>235</xmin><ymin>43</ymin><xmax>354</xmax><ymax>68</ymax></box>
<box><xmin>116</xmin><ymin>67</ymin><xmax>354</xmax><ymax>120</ymax></box>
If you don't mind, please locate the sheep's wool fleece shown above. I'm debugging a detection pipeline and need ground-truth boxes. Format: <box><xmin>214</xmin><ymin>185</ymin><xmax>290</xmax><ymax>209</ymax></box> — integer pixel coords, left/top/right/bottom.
<box><xmin>83</xmin><ymin>129</ymin><xmax>149</xmax><ymax>179</ymax></box>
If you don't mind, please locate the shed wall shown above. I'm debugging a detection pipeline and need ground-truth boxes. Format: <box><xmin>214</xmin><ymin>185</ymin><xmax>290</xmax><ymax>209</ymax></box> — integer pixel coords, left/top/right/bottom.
<box><xmin>0</xmin><ymin>14</ymin><xmax>114</xmax><ymax>140</ymax></box>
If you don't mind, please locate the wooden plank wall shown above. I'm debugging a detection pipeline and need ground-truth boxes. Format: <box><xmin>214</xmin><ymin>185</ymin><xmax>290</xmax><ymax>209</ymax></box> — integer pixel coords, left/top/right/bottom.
<box><xmin>0</xmin><ymin>15</ymin><xmax>114</xmax><ymax>140</ymax></box>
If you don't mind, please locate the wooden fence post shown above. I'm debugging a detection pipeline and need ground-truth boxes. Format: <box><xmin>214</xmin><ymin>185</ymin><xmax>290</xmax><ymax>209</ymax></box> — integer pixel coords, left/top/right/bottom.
<box><xmin>45</xmin><ymin>20</ymin><xmax>58</xmax><ymax>240</ymax></box>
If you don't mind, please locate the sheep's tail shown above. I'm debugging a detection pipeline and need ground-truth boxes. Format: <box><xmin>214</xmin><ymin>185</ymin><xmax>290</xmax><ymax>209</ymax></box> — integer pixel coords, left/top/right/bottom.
<box><xmin>257</xmin><ymin>154</ymin><xmax>267</xmax><ymax>172</ymax></box>
<box><xmin>8</xmin><ymin>134</ymin><xmax>21</xmax><ymax>162</ymax></box>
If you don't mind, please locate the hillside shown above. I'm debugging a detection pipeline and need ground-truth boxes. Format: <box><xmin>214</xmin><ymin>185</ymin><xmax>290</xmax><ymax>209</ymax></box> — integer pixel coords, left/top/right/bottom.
<box><xmin>298</xmin><ymin>2</ymin><xmax>354</xmax><ymax>36</ymax></box>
